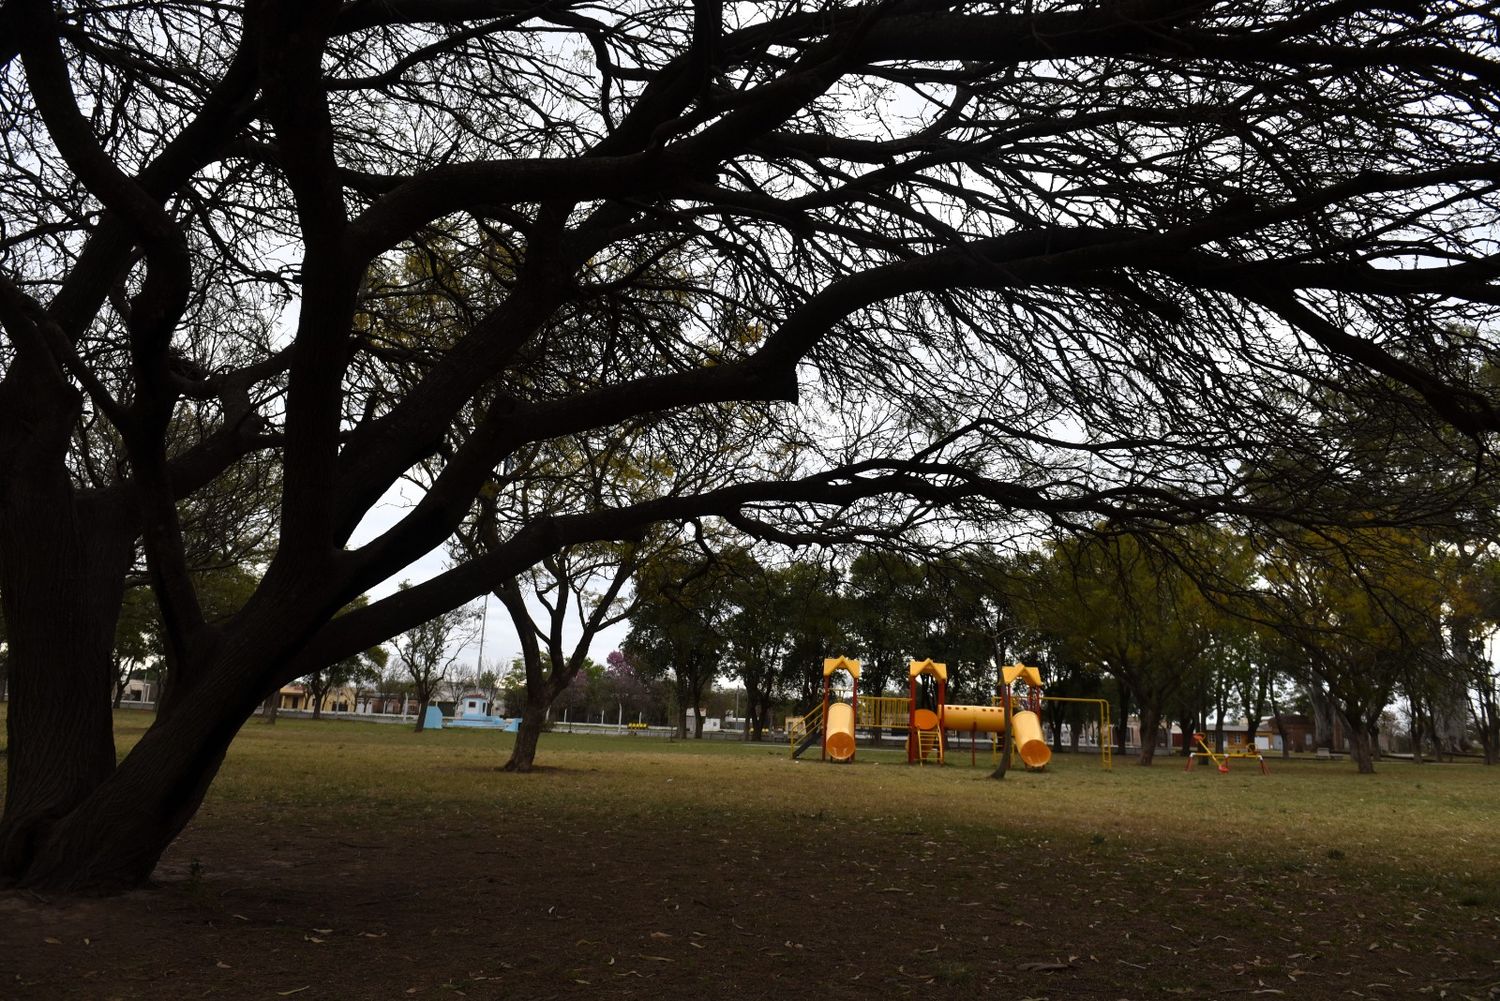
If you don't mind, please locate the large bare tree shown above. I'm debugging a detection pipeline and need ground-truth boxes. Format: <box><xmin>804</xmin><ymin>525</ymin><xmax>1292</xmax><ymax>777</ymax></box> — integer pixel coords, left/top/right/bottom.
<box><xmin>3</xmin><ymin>1</ymin><xmax>1500</xmax><ymax>892</ymax></box>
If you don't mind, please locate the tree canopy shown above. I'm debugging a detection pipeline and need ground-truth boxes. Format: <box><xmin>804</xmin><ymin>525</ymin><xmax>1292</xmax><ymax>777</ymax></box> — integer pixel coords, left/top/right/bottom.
<box><xmin>4</xmin><ymin>0</ymin><xmax>1500</xmax><ymax>892</ymax></box>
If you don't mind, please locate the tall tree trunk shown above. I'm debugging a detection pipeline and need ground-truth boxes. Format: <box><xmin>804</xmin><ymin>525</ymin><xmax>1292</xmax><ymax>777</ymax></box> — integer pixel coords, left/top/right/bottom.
<box><xmin>0</xmin><ymin>492</ymin><xmax>133</xmax><ymax>884</ymax></box>
<box><xmin>1137</xmin><ymin>704</ymin><xmax>1162</xmax><ymax>766</ymax></box>
<box><xmin>261</xmin><ymin>692</ymin><xmax>278</xmax><ymax>724</ymax></box>
<box><xmin>3</xmin><ymin>651</ymin><xmax>271</xmax><ymax>892</ymax></box>
<box><xmin>673</xmin><ymin>678</ymin><xmax>688</xmax><ymax>738</ymax></box>
<box><xmin>1116</xmin><ymin>688</ymin><xmax>1130</xmax><ymax>759</ymax></box>
<box><xmin>1308</xmin><ymin>680</ymin><xmax>1334</xmax><ymax>751</ymax></box>
<box><xmin>503</xmin><ymin>702</ymin><xmax>550</xmax><ymax>772</ymax></box>
<box><xmin>1213</xmin><ymin>680</ymin><xmax>1229</xmax><ymax>753</ymax></box>
<box><xmin>1346</xmin><ymin>727</ymin><xmax>1377</xmax><ymax>774</ymax></box>
<box><xmin>412</xmin><ymin>687</ymin><xmax>429</xmax><ymax>732</ymax></box>
<box><xmin>113</xmin><ymin>657</ymin><xmax>129</xmax><ymax>709</ymax></box>
<box><xmin>1334</xmin><ymin>704</ymin><xmax>1378</xmax><ymax>774</ymax></box>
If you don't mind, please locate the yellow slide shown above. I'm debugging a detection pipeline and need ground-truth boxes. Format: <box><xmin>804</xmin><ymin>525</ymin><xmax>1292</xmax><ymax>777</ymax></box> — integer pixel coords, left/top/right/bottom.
<box><xmin>941</xmin><ymin>703</ymin><xmax>1052</xmax><ymax>768</ymax></box>
<box><xmin>1009</xmin><ymin>709</ymin><xmax>1052</xmax><ymax>768</ymax></box>
<box><xmin>825</xmin><ymin>702</ymin><xmax>856</xmax><ymax>761</ymax></box>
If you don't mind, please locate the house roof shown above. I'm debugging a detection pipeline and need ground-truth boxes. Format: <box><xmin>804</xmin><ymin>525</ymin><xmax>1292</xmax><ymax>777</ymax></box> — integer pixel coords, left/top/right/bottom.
<box><xmin>1259</xmin><ymin>713</ymin><xmax>1313</xmax><ymax>727</ymax></box>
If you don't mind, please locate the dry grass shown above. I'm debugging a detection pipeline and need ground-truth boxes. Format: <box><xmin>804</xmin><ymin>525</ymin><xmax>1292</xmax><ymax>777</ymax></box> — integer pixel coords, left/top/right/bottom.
<box><xmin>193</xmin><ymin>715</ymin><xmax>1500</xmax><ymax>894</ymax></box>
<box><xmin>3</xmin><ymin>710</ymin><xmax>1498</xmax><ymax>1000</ymax></box>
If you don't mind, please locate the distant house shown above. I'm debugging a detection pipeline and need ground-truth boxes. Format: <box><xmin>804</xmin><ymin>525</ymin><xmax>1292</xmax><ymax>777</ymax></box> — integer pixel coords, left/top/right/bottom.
<box><xmin>1254</xmin><ymin>714</ymin><xmax>1319</xmax><ymax>753</ymax></box>
<box><xmin>120</xmin><ymin>673</ymin><xmax>157</xmax><ymax>705</ymax></box>
<box><xmin>276</xmin><ymin>684</ymin><xmax>308</xmax><ymax>710</ymax></box>
<box><xmin>1198</xmin><ymin>715</ymin><xmax>1341</xmax><ymax>753</ymax></box>
<box><xmin>456</xmin><ymin>692</ymin><xmax>497</xmax><ymax>717</ymax></box>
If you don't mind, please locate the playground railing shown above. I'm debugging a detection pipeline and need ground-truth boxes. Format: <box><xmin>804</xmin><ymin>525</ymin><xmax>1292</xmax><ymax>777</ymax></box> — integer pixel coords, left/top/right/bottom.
<box><xmin>856</xmin><ymin>695</ymin><xmax>912</xmax><ymax>731</ymax></box>
<box><xmin>786</xmin><ymin>705</ymin><xmax>824</xmax><ymax>747</ymax></box>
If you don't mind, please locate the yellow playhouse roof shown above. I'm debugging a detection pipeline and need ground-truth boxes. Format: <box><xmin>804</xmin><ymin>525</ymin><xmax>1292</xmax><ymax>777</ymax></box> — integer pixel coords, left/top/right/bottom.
<box><xmin>908</xmin><ymin>658</ymin><xmax>947</xmax><ymax>681</ymax></box>
<box><xmin>822</xmin><ymin>656</ymin><xmax>861</xmax><ymax>679</ymax></box>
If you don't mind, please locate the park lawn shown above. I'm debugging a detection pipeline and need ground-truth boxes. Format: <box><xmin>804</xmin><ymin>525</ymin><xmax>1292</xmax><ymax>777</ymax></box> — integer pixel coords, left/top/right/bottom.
<box><xmin>2</xmin><ymin>710</ymin><xmax>1498</xmax><ymax>1000</ymax></box>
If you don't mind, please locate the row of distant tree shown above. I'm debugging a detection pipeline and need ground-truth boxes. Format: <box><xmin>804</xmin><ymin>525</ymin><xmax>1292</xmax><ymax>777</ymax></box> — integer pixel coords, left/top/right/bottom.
<box><xmin>80</xmin><ymin>514</ymin><xmax>1500</xmax><ymax>776</ymax></box>
<box><xmin>610</xmin><ymin>525</ymin><xmax>1500</xmax><ymax>773</ymax></box>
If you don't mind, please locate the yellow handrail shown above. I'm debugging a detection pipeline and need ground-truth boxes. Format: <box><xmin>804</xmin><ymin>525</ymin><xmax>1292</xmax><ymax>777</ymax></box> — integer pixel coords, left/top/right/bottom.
<box><xmin>786</xmin><ymin>704</ymin><xmax>825</xmax><ymax>747</ymax></box>
<box><xmin>856</xmin><ymin>695</ymin><xmax>911</xmax><ymax>730</ymax></box>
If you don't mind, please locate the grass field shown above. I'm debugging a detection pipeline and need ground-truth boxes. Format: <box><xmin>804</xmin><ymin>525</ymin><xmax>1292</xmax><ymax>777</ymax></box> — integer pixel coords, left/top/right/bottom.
<box><xmin>4</xmin><ymin>711</ymin><xmax>1499</xmax><ymax>999</ymax></box>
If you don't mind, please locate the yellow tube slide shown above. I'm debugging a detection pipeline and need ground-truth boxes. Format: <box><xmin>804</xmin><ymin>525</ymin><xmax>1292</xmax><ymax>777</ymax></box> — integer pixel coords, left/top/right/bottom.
<box><xmin>1010</xmin><ymin>709</ymin><xmax>1052</xmax><ymax>767</ymax></box>
<box><xmin>941</xmin><ymin>703</ymin><xmax>1007</xmax><ymax>732</ymax></box>
<box><xmin>825</xmin><ymin>702</ymin><xmax>856</xmax><ymax>761</ymax></box>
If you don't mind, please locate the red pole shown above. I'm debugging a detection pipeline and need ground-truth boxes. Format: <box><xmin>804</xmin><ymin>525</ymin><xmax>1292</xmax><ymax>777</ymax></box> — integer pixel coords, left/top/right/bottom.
<box><xmin>937</xmin><ymin>677</ymin><xmax>948</xmax><ymax>761</ymax></box>
<box><xmin>850</xmin><ymin>672</ymin><xmax>860</xmax><ymax>763</ymax></box>
<box><xmin>820</xmin><ymin>675</ymin><xmax>830</xmax><ymax>761</ymax></box>
<box><xmin>908</xmin><ymin>675</ymin><xmax>918</xmax><ymax>763</ymax></box>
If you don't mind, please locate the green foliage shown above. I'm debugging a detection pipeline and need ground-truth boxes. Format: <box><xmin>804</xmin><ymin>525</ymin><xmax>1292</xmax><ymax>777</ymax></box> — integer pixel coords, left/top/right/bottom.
<box><xmin>1258</xmin><ymin>526</ymin><xmax>1448</xmax><ymax>769</ymax></box>
<box><xmin>1022</xmin><ymin>528</ymin><xmax>1252</xmax><ymax>761</ymax></box>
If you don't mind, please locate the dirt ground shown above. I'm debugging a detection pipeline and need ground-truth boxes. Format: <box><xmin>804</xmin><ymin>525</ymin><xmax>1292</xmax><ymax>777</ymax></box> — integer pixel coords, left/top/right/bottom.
<box><xmin>4</xmin><ymin>780</ymin><xmax>1498</xmax><ymax>1001</ymax></box>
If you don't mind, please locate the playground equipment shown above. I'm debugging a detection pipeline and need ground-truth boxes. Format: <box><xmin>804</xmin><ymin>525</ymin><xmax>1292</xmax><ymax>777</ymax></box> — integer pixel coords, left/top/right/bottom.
<box><xmin>904</xmin><ymin>660</ymin><xmax>1052</xmax><ymax>769</ymax></box>
<box><xmin>1186</xmin><ymin>732</ymin><xmax>1269</xmax><ymax>774</ymax></box>
<box><xmin>998</xmin><ymin>663</ymin><xmax>1051</xmax><ymax>769</ymax></box>
<box><xmin>907</xmin><ymin>659</ymin><xmax>948</xmax><ymax>764</ymax></box>
<box><xmin>788</xmin><ymin>657</ymin><xmax>1061</xmax><ymax>772</ymax></box>
<box><xmin>1037</xmin><ymin>696</ymin><xmax>1113</xmax><ymax>770</ymax></box>
<box><xmin>785</xmin><ymin>657</ymin><xmax>863</xmax><ymax>762</ymax></box>
<box><xmin>821</xmin><ymin>657</ymin><xmax>860</xmax><ymax>762</ymax></box>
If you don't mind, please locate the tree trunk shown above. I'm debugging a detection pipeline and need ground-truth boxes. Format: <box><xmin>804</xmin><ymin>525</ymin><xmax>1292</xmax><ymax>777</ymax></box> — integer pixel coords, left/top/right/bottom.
<box><xmin>989</xmin><ymin>688</ymin><xmax>1013</xmax><ymax>780</ymax></box>
<box><xmin>502</xmin><ymin>703</ymin><xmax>549</xmax><ymax>772</ymax></box>
<box><xmin>261</xmin><ymin>692</ymin><xmax>278</xmax><ymax>724</ymax></box>
<box><xmin>1136</xmin><ymin>704</ymin><xmax>1162</xmax><ymax>766</ymax></box>
<box><xmin>412</xmin><ymin>688</ymin><xmax>429</xmax><ymax>732</ymax></box>
<box><xmin>2</xmin><ymin>647</ymin><xmax>273</xmax><ymax>893</ymax></box>
<box><xmin>1116</xmin><ymin>688</ymin><xmax>1130</xmax><ymax>758</ymax></box>
<box><xmin>1308</xmin><ymin>681</ymin><xmax>1334</xmax><ymax>751</ymax></box>
<box><xmin>0</xmin><ymin>492</ymin><xmax>133</xmax><ymax>885</ymax></box>
<box><xmin>113</xmin><ymin>657</ymin><xmax>129</xmax><ymax>709</ymax></box>
<box><xmin>1409</xmin><ymin>696</ymin><xmax>1425</xmax><ymax>764</ymax></box>
<box><xmin>1347</xmin><ymin>726</ymin><xmax>1377</xmax><ymax>774</ymax></box>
